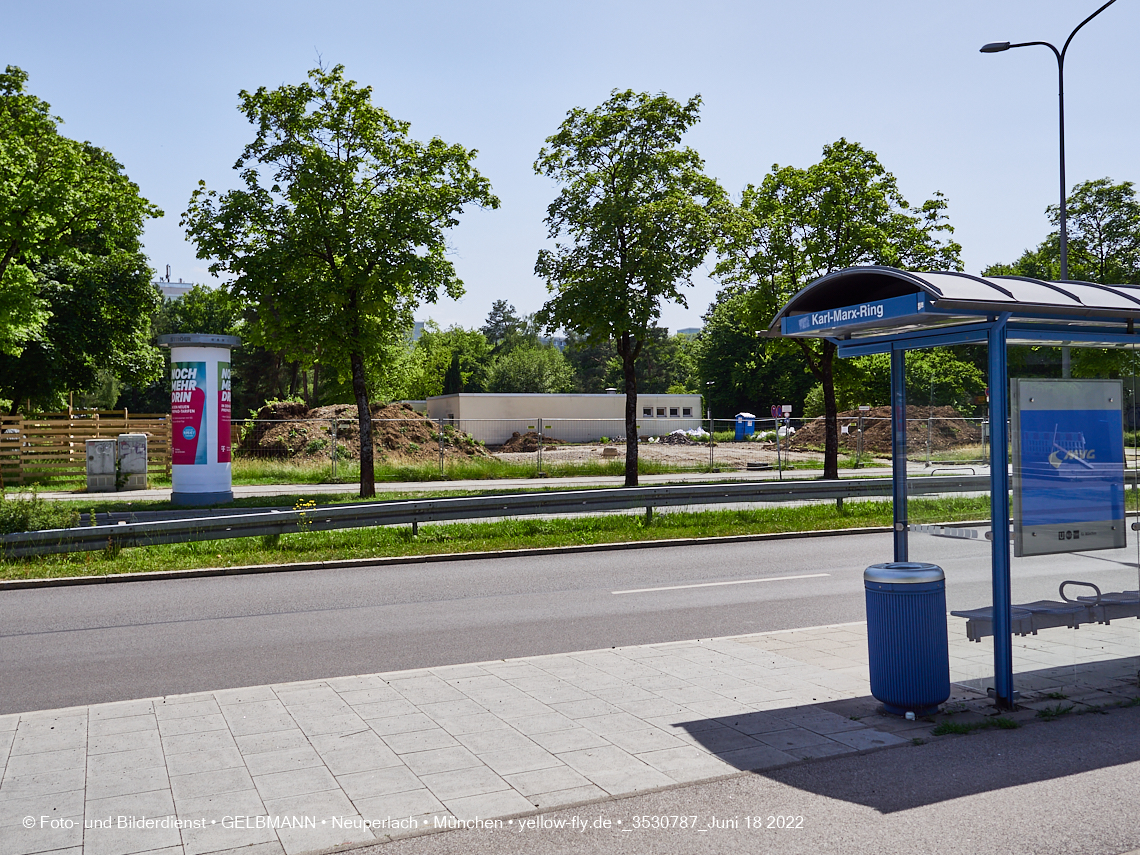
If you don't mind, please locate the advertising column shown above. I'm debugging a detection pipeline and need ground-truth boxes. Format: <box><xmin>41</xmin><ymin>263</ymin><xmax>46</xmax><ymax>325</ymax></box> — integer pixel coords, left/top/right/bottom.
<box><xmin>159</xmin><ymin>334</ymin><xmax>241</xmax><ymax>505</ymax></box>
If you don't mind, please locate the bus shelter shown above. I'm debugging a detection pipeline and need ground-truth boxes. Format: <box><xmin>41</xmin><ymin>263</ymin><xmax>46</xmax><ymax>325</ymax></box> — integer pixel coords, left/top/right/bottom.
<box><xmin>772</xmin><ymin>266</ymin><xmax>1140</xmax><ymax>709</ymax></box>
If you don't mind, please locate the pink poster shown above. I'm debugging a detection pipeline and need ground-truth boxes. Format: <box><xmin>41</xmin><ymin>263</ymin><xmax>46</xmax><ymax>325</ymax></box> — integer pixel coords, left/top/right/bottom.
<box><xmin>218</xmin><ymin>362</ymin><xmax>231</xmax><ymax>463</ymax></box>
<box><xmin>171</xmin><ymin>361</ymin><xmax>207</xmax><ymax>465</ymax></box>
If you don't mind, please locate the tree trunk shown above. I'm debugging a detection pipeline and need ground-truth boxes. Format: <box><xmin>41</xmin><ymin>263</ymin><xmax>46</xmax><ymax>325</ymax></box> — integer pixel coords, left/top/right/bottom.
<box><xmin>820</xmin><ymin>340</ymin><xmax>839</xmax><ymax>481</ymax></box>
<box><xmin>619</xmin><ymin>333</ymin><xmax>639</xmax><ymax>487</ymax></box>
<box><xmin>288</xmin><ymin>360</ymin><xmax>300</xmax><ymax>398</ymax></box>
<box><xmin>273</xmin><ymin>353</ymin><xmax>285</xmax><ymax>400</ymax></box>
<box><xmin>350</xmin><ymin>350</ymin><xmax>375</xmax><ymax>498</ymax></box>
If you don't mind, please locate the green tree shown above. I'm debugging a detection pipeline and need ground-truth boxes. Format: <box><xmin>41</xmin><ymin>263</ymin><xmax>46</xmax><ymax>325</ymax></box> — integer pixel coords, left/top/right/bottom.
<box><xmin>984</xmin><ymin>178</ymin><xmax>1140</xmax><ymax>285</ymax></box>
<box><xmin>984</xmin><ymin>178</ymin><xmax>1140</xmax><ymax>382</ymax></box>
<box><xmin>801</xmin><ymin>349</ymin><xmax>985</xmax><ymax>418</ymax></box>
<box><xmin>696</xmin><ymin>289</ymin><xmax>814</xmax><ymax>419</ymax></box>
<box><xmin>715</xmin><ymin>139</ymin><xmax>961</xmax><ymax>478</ymax></box>
<box><xmin>480</xmin><ymin>299</ymin><xmax>529</xmax><ymax>351</ymax></box>
<box><xmin>406</xmin><ymin>322</ymin><xmax>492</xmax><ymax>398</ymax></box>
<box><xmin>534</xmin><ymin>89</ymin><xmax>727</xmax><ymax>485</ymax></box>
<box><xmin>599</xmin><ymin>327</ymin><xmax>699</xmax><ymax>394</ymax></box>
<box><xmin>0</xmin><ymin>66</ymin><xmax>159</xmax><ymax>358</ymax></box>
<box><xmin>156</xmin><ymin>284</ymin><xmax>241</xmax><ymax>337</ymax></box>
<box><xmin>0</xmin><ymin>67</ymin><xmax>162</xmax><ymax>410</ymax></box>
<box><xmin>486</xmin><ymin>344</ymin><xmax>575</xmax><ymax>393</ymax></box>
<box><xmin>563</xmin><ymin>331</ymin><xmax>616</xmax><ymax>393</ymax></box>
<box><xmin>0</xmin><ymin>254</ymin><xmax>162</xmax><ymax>413</ymax></box>
<box><xmin>183</xmin><ymin>65</ymin><xmax>498</xmax><ymax>497</ymax></box>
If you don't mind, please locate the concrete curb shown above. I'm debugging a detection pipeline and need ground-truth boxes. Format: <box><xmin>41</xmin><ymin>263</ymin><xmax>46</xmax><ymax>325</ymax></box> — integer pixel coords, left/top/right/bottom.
<box><xmin>0</xmin><ymin>524</ymin><xmax>893</xmax><ymax>590</ymax></box>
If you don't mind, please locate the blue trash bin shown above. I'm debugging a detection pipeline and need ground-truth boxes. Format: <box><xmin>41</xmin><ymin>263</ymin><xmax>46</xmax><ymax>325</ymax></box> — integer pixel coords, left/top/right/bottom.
<box><xmin>864</xmin><ymin>562</ymin><xmax>950</xmax><ymax>716</ymax></box>
<box><xmin>734</xmin><ymin>413</ymin><xmax>755</xmax><ymax>441</ymax></box>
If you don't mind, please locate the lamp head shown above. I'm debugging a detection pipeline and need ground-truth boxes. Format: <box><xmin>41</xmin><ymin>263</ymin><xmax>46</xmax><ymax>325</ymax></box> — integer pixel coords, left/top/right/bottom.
<box><xmin>980</xmin><ymin>41</ymin><xmax>1011</xmax><ymax>53</ymax></box>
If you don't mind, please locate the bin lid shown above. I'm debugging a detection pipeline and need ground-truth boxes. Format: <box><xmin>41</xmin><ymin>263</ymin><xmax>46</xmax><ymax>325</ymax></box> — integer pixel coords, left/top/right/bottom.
<box><xmin>735</xmin><ymin>413</ymin><xmax>755</xmax><ymax>420</ymax></box>
<box><xmin>864</xmin><ymin>562</ymin><xmax>944</xmax><ymax>583</ymax></box>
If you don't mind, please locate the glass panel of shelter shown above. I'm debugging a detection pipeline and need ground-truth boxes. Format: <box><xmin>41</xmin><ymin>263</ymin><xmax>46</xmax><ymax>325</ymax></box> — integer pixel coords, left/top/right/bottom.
<box><xmin>1002</xmin><ymin>345</ymin><xmax>1138</xmax><ymax>707</ymax></box>
<box><xmin>901</xmin><ymin>343</ymin><xmax>1140</xmax><ymax>708</ymax></box>
<box><xmin>898</xmin><ymin>346</ymin><xmax>997</xmax><ymax>698</ymax></box>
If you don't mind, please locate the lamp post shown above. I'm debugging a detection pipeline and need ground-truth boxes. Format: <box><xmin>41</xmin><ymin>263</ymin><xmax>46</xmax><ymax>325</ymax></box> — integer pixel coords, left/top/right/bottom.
<box><xmin>981</xmin><ymin>0</ymin><xmax>1118</xmax><ymax>378</ymax></box>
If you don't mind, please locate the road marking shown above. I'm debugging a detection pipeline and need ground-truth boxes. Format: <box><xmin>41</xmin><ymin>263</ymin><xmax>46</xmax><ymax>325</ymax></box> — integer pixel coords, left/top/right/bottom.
<box><xmin>612</xmin><ymin>573</ymin><xmax>830</xmax><ymax>595</ymax></box>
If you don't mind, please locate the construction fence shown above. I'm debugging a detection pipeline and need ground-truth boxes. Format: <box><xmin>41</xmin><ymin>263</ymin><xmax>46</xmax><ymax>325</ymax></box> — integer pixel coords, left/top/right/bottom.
<box><xmin>228</xmin><ymin>411</ymin><xmax>992</xmax><ymax>476</ymax></box>
<box><xmin>0</xmin><ymin>409</ymin><xmax>993</xmax><ymax>487</ymax></box>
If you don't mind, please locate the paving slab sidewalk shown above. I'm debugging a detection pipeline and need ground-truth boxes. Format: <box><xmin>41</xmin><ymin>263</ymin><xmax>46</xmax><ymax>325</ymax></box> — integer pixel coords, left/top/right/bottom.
<box><xmin>1</xmin><ymin>620</ymin><xmax>1136</xmax><ymax>855</ymax></box>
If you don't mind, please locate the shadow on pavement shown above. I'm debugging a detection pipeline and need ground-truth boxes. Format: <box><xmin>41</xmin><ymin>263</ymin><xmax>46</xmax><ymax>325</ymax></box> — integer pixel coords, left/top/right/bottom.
<box><xmin>675</xmin><ymin>674</ymin><xmax>1140</xmax><ymax>813</ymax></box>
<box><xmin>760</xmin><ymin>701</ymin><xmax>1140</xmax><ymax>813</ymax></box>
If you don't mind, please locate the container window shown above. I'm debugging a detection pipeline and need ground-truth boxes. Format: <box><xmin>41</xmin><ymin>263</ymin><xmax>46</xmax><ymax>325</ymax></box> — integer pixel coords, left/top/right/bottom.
<box><xmin>669</xmin><ymin>407</ymin><xmax>679</xmax><ymax>417</ymax></box>
<box><xmin>642</xmin><ymin>407</ymin><xmax>652</xmax><ymax>417</ymax></box>
<box><xmin>682</xmin><ymin>407</ymin><xmax>692</xmax><ymax>417</ymax></box>
<box><xmin>656</xmin><ymin>407</ymin><xmax>666</xmax><ymax>417</ymax></box>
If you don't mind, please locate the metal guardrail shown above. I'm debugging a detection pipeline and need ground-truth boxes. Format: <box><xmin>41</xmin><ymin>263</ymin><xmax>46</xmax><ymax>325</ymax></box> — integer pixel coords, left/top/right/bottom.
<box><xmin>2</xmin><ymin>475</ymin><xmax>991</xmax><ymax>558</ymax></box>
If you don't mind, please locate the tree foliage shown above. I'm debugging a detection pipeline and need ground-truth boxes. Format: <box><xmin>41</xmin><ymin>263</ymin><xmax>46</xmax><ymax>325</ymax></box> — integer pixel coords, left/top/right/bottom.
<box><xmin>696</xmin><ymin>290</ymin><xmax>814</xmax><ymax>419</ymax></box>
<box><xmin>406</xmin><ymin>322</ymin><xmax>492</xmax><ymax>398</ymax></box>
<box><xmin>984</xmin><ymin>177</ymin><xmax>1140</xmax><ymax>382</ymax></box>
<box><xmin>0</xmin><ymin>66</ymin><xmax>159</xmax><ymax>356</ymax></box>
<box><xmin>534</xmin><ymin>89</ymin><xmax>727</xmax><ymax>484</ymax></box>
<box><xmin>984</xmin><ymin>178</ymin><xmax>1140</xmax><ymax>285</ymax></box>
<box><xmin>158</xmin><ymin>284</ymin><xmax>242</xmax><ymax>337</ymax></box>
<box><xmin>480</xmin><ymin>299</ymin><xmax>531</xmax><ymax>352</ymax></box>
<box><xmin>0</xmin><ymin>65</ymin><xmax>161</xmax><ymax>408</ymax></box>
<box><xmin>0</xmin><ymin>255</ymin><xmax>162</xmax><ymax>413</ymax></box>
<box><xmin>486</xmin><ymin>345</ymin><xmax>575</xmax><ymax>393</ymax></box>
<box><xmin>801</xmin><ymin>349</ymin><xmax>985</xmax><ymax>418</ymax></box>
<box><xmin>183</xmin><ymin>65</ymin><xmax>498</xmax><ymax>496</ymax></box>
<box><xmin>715</xmin><ymin>139</ymin><xmax>961</xmax><ymax>477</ymax></box>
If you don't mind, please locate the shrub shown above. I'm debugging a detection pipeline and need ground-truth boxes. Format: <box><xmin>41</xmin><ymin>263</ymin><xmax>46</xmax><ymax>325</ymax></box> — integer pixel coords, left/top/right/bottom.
<box><xmin>0</xmin><ymin>493</ymin><xmax>80</xmax><ymax>534</ymax></box>
<box><xmin>304</xmin><ymin>438</ymin><xmax>329</xmax><ymax>454</ymax></box>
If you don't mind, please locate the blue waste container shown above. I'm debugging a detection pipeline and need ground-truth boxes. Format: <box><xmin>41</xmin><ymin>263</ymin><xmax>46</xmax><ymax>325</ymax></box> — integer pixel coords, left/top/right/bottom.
<box><xmin>864</xmin><ymin>562</ymin><xmax>951</xmax><ymax>716</ymax></box>
<box><xmin>734</xmin><ymin>413</ymin><xmax>756</xmax><ymax>441</ymax></box>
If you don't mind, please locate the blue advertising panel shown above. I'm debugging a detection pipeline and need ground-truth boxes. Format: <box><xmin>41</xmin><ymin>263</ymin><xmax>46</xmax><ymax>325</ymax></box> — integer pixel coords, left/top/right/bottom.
<box><xmin>1011</xmin><ymin>379</ymin><xmax>1125</xmax><ymax>557</ymax></box>
<box><xmin>781</xmin><ymin>293</ymin><xmax>927</xmax><ymax>336</ymax></box>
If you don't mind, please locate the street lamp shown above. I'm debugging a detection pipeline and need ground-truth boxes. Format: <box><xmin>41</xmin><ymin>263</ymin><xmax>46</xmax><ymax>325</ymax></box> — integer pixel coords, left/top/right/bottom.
<box><xmin>981</xmin><ymin>0</ymin><xmax>1118</xmax><ymax>285</ymax></box>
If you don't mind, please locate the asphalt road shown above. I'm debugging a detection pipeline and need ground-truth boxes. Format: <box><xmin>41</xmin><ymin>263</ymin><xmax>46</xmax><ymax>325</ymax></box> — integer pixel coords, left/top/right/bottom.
<box><xmin>1</xmin><ymin>531</ymin><xmax>1137</xmax><ymax>714</ymax></box>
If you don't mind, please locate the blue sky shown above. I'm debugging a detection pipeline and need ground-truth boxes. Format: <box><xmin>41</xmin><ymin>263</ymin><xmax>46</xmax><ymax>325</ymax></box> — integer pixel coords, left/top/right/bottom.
<box><xmin>4</xmin><ymin>1</ymin><xmax>1136</xmax><ymax>333</ymax></box>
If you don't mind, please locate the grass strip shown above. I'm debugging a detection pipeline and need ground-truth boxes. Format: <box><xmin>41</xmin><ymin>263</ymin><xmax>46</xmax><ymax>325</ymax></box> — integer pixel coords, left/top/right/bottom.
<box><xmin>0</xmin><ymin>495</ymin><xmax>991</xmax><ymax>582</ymax></box>
<box><xmin>13</xmin><ymin>450</ymin><xmax>833</xmax><ymax>491</ymax></box>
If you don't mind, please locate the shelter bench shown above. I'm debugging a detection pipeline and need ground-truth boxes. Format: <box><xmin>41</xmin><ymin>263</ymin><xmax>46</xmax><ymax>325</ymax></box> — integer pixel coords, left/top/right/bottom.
<box><xmin>950</xmin><ymin>581</ymin><xmax>1140</xmax><ymax>642</ymax></box>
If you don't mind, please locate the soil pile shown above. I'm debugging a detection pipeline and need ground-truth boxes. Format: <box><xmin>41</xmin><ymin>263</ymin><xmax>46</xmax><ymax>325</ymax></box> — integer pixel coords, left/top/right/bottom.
<box><xmin>786</xmin><ymin>405</ymin><xmax>981</xmax><ymax>455</ymax></box>
<box><xmin>497</xmin><ymin>431</ymin><xmax>567</xmax><ymax>452</ymax></box>
<box><xmin>237</xmin><ymin>402</ymin><xmax>490</xmax><ymax>462</ymax></box>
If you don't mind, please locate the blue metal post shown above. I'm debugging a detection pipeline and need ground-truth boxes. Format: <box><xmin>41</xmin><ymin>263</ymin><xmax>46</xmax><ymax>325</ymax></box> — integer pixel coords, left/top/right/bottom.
<box><xmin>890</xmin><ymin>346</ymin><xmax>908</xmax><ymax>561</ymax></box>
<box><xmin>988</xmin><ymin>315</ymin><xmax>1015</xmax><ymax>708</ymax></box>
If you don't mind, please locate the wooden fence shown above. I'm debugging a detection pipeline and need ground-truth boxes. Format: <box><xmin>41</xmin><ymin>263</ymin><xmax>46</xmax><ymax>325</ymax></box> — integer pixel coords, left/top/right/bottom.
<box><xmin>0</xmin><ymin>410</ymin><xmax>171</xmax><ymax>487</ymax></box>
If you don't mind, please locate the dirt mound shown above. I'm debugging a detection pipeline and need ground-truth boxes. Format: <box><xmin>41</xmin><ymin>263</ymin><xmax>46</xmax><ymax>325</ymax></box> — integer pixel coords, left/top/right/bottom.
<box><xmin>786</xmin><ymin>405</ymin><xmax>980</xmax><ymax>455</ymax></box>
<box><xmin>237</xmin><ymin>402</ymin><xmax>489</xmax><ymax>462</ymax></box>
<box><xmin>497</xmin><ymin>431</ymin><xmax>567</xmax><ymax>453</ymax></box>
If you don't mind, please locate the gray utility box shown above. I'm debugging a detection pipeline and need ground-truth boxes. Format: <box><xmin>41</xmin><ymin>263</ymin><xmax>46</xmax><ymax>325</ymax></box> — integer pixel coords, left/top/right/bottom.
<box><xmin>117</xmin><ymin>433</ymin><xmax>147</xmax><ymax>490</ymax></box>
<box><xmin>85</xmin><ymin>439</ymin><xmax>118</xmax><ymax>492</ymax></box>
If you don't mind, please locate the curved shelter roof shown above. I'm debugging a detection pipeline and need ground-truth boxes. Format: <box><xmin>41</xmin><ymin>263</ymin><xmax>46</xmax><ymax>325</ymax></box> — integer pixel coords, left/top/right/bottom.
<box><xmin>772</xmin><ymin>266</ymin><xmax>1140</xmax><ymax>351</ymax></box>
